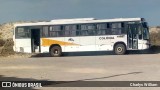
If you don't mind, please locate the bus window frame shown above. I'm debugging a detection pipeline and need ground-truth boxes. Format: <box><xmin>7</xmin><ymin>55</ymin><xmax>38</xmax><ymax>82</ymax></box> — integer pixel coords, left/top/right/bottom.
<box><xmin>15</xmin><ymin>27</ymin><xmax>31</xmax><ymax>39</ymax></box>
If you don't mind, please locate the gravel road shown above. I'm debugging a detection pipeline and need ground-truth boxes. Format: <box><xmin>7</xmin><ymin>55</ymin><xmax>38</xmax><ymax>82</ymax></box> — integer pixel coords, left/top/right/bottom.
<box><xmin>0</xmin><ymin>53</ymin><xmax>160</xmax><ymax>90</ymax></box>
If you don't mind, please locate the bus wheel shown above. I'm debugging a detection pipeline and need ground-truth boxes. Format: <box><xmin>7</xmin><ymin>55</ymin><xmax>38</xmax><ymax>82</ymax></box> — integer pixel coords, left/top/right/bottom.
<box><xmin>50</xmin><ymin>46</ymin><xmax>62</xmax><ymax>57</ymax></box>
<box><xmin>114</xmin><ymin>44</ymin><xmax>126</xmax><ymax>55</ymax></box>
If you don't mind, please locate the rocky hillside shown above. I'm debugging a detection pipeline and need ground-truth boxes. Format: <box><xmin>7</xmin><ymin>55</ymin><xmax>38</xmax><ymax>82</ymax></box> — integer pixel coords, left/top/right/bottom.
<box><xmin>149</xmin><ymin>26</ymin><xmax>160</xmax><ymax>33</ymax></box>
<box><xmin>0</xmin><ymin>23</ymin><xmax>14</xmax><ymax>39</ymax></box>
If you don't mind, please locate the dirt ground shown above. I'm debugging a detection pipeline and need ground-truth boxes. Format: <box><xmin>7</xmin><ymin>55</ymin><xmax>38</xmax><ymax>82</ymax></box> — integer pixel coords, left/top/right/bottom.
<box><xmin>1</xmin><ymin>53</ymin><xmax>160</xmax><ymax>90</ymax></box>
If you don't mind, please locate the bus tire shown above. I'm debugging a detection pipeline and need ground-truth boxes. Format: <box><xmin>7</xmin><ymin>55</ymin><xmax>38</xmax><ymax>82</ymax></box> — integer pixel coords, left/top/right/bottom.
<box><xmin>114</xmin><ymin>43</ymin><xmax>126</xmax><ymax>55</ymax></box>
<box><xmin>50</xmin><ymin>46</ymin><xmax>62</xmax><ymax>57</ymax></box>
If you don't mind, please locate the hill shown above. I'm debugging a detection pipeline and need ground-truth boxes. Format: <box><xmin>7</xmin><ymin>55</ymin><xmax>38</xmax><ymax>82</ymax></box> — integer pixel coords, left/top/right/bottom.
<box><xmin>149</xmin><ymin>26</ymin><xmax>160</xmax><ymax>33</ymax></box>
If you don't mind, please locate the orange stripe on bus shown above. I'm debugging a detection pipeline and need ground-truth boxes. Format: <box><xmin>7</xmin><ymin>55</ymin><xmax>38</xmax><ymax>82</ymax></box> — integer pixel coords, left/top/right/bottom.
<box><xmin>41</xmin><ymin>38</ymin><xmax>79</xmax><ymax>46</ymax></box>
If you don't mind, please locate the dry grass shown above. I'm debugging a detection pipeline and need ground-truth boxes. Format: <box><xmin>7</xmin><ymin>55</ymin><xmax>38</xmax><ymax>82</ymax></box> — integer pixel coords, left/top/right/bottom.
<box><xmin>0</xmin><ymin>39</ymin><xmax>15</xmax><ymax>56</ymax></box>
<box><xmin>150</xmin><ymin>31</ymin><xmax>160</xmax><ymax>46</ymax></box>
<box><xmin>0</xmin><ymin>39</ymin><xmax>5</xmax><ymax>47</ymax></box>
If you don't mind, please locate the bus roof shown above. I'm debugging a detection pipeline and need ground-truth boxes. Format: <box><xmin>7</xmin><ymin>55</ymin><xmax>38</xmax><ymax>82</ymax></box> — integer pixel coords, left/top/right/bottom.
<box><xmin>14</xmin><ymin>18</ymin><xmax>143</xmax><ymax>27</ymax></box>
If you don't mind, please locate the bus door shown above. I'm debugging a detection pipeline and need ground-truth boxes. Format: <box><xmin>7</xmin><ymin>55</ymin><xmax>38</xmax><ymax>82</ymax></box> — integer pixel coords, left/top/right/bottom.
<box><xmin>31</xmin><ymin>28</ymin><xmax>41</xmax><ymax>53</ymax></box>
<box><xmin>127</xmin><ymin>24</ymin><xmax>138</xmax><ymax>49</ymax></box>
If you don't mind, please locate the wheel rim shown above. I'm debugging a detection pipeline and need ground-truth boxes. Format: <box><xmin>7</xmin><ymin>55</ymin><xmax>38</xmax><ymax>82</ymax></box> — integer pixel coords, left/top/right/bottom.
<box><xmin>53</xmin><ymin>49</ymin><xmax>59</xmax><ymax>55</ymax></box>
<box><xmin>117</xmin><ymin>47</ymin><xmax>123</xmax><ymax>53</ymax></box>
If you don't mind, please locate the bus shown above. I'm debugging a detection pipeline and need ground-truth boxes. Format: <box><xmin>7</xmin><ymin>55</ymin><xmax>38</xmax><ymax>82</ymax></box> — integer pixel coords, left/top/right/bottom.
<box><xmin>13</xmin><ymin>18</ymin><xmax>150</xmax><ymax>56</ymax></box>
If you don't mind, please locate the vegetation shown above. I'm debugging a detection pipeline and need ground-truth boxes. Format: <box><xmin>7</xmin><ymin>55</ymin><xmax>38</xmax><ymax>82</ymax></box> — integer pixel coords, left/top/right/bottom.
<box><xmin>0</xmin><ymin>34</ymin><xmax>14</xmax><ymax>55</ymax></box>
<box><xmin>150</xmin><ymin>31</ymin><xmax>160</xmax><ymax>46</ymax></box>
<box><xmin>0</xmin><ymin>39</ymin><xmax>5</xmax><ymax>47</ymax></box>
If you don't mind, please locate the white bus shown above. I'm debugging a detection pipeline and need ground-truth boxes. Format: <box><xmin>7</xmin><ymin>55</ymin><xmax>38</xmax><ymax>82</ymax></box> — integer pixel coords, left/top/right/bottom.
<box><xmin>13</xmin><ymin>18</ymin><xmax>150</xmax><ymax>56</ymax></box>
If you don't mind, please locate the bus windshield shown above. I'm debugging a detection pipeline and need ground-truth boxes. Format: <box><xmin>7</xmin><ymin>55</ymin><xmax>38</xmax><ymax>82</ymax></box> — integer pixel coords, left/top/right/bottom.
<box><xmin>142</xmin><ymin>22</ymin><xmax>149</xmax><ymax>40</ymax></box>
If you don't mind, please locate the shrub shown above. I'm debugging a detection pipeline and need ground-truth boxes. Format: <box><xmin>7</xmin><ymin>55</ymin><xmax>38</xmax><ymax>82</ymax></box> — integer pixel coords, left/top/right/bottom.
<box><xmin>0</xmin><ymin>39</ymin><xmax>5</xmax><ymax>47</ymax></box>
<box><xmin>0</xmin><ymin>32</ymin><xmax>2</xmax><ymax>38</ymax></box>
<box><xmin>0</xmin><ymin>38</ymin><xmax>14</xmax><ymax>55</ymax></box>
<box><xmin>150</xmin><ymin>31</ymin><xmax>160</xmax><ymax>46</ymax></box>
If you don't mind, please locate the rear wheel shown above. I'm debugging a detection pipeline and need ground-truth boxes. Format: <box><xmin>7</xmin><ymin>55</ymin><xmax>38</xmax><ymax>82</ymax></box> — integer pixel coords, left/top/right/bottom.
<box><xmin>114</xmin><ymin>44</ymin><xmax>126</xmax><ymax>55</ymax></box>
<box><xmin>50</xmin><ymin>46</ymin><xmax>62</xmax><ymax>57</ymax></box>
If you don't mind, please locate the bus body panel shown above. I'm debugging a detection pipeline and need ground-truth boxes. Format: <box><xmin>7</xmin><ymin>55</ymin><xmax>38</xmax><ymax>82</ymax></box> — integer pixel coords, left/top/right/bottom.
<box><xmin>40</xmin><ymin>35</ymin><xmax>128</xmax><ymax>53</ymax></box>
<box><xmin>79</xmin><ymin>36</ymin><xmax>96</xmax><ymax>51</ymax></box>
<box><xmin>15</xmin><ymin>39</ymin><xmax>32</xmax><ymax>53</ymax></box>
<box><xmin>64</xmin><ymin>37</ymin><xmax>80</xmax><ymax>52</ymax></box>
<box><xmin>111</xmin><ymin>35</ymin><xmax>128</xmax><ymax>50</ymax></box>
<box><xmin>96</xmin><ymin>35</ymin><xmax>112</xmax><ymax>51</ymax></box>
<box><xmin>13</xmin><ymin>18</ymin><xmax>150</xmax><ymax>54</ymax></box>
<box><xmin>138</xmin><ymin>40</ymin><xmax>150</xmax><ymax>50</ymax></box>
<box><xmin>41</xmin><ymin>37</ymin><xmax>65</xmax><ymax>52</ymax></box>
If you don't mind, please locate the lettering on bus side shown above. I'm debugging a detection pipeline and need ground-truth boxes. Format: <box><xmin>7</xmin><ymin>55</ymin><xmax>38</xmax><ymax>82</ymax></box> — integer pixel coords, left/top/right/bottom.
<box><xmin>99</xmin><ymin>37</ymin><xmax>114</xmax><ymax>40</ymax></box>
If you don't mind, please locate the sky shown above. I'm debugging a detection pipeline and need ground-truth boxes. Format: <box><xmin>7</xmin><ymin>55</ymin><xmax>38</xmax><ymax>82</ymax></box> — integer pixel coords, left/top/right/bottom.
<box><xmin>0</xmin><ymin>0</ymin><xmax>160</xmax><ymax>26</ymax></box>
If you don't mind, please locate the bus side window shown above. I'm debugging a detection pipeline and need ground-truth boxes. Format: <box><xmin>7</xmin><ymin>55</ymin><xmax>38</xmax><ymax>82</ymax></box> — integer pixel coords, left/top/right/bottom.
<box><xmin>121</xmin><ymin>22</ymin><xmax>127</xmax><ymax>34</ymax></box>
<box><xmin>80</xmin><ymin>24</ymin><xmax>88</xmax><ymax>36</ymax></box>
<box><xmin>76</xmin><ymin>25</ymin><xmax>81</xmax><ymax>36</ymax></box>
<box><xmin>64</xmin><ymin>25</ymin><xmax>70</xmax><ymax>37</ymax></box>
<box><xmin>104</xmin><ymin>23</ymin><xmax>111</xmax><ymax>35</ymax></box>
<box><xmin>42</xmin><ymin>26</ymin><xmax>49</xmax><ymax>37</ymax></box>
<box><xmin>16</xmin><ymin>27</ymin><xmax>30</xmax><ymax>38</ymax></box>
<box><xmin>96</xmin><ymin>23</ymin><xmax>107</xmax><ymax>35</ymax></box>
<box><xmin>80</xmin><ymin>24</ymin><xmax>96</xmax><ymax>36</ymax></box>
<box><xmin>88</xmin><ymin>29</ymin><xmax>96</xmax><ymax>35</ymax></box>
<box><xmin>76</xmin><ymin>30</ymin><xmax>81</xmax><ymax>36</ymax></box>
<box><xmin>64</xmin><ymin>25</ymin><xmax>77</xmax><ymax>37</ymax></box>
<box><xmin>81</xmin><ymin>30</ymin><xmax>88</xmax><ymax>36</ymax></box>
<box><xmin>49</xmin><ymin>25</ymin><xmax>63</xmax><ymax>37</ymax></box>
<box><xmin>111</xmin><ymin>23</ymin><xmax>122</xmax><ymax>35</ymax></box>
